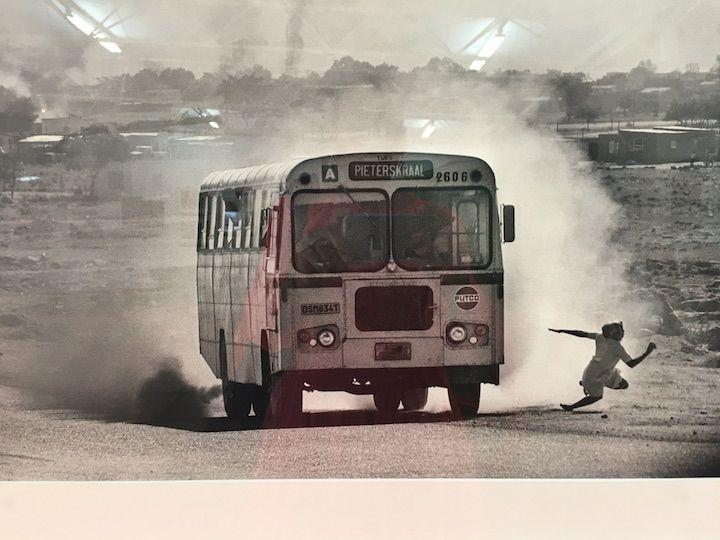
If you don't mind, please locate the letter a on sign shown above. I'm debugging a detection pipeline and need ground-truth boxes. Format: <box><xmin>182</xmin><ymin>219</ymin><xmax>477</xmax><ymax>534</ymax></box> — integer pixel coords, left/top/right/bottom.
<box><xmin>322</xmin><ymin>165</ymin><xmax>338</xmax><ymax>182</ymax></box>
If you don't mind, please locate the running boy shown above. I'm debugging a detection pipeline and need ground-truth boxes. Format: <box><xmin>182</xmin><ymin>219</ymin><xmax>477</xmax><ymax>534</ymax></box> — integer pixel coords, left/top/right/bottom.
<box><xmin>549</xmin><ymin>322</ymin><xmax>656</xmax><ymax>411</ymax></box>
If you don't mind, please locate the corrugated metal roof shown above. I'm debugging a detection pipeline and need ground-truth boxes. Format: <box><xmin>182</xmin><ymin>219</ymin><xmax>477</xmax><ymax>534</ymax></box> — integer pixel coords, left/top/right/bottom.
<box><xmin>200</xmin><ymin>158</ymin><xmax>306</xmax><ymax>191</ymax></box>
<box><xmin>640</xmin><ymin>87</ymin><xmax>671</xmax><ymax>93</ymax></box>
<box><xmin>660</xmin><ymin>126</ymin><xmax>714</xmax><ymax>132</ymax></box>
<box><xmin>120</xmin><ymin>132</ymin><xmax>160</xmax><ymax>137</ymax></box>
<box><xmin>18</xmin><ymin>135</ymin><xmax>65</xmax><ymax>143</ymax></box>
<box><xmin>621</xmin><ymin>128</ymin><xmax>684</xmax><ymax>134</ymax></box>
<box><xmin>173</xmin><ymin>135</ymin><xmax>224</xmax><ymax>142</ymax></box>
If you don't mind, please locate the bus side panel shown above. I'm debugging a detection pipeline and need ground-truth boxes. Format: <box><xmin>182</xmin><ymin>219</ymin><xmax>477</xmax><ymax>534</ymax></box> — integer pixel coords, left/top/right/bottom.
<box><xmin>246</xmin><ymin>251</ymin><xmax>265</xmax><ymax>381</ymax></box>
<box><xmin>440</xmin><ymin>284</ymin><xmax>497</xmax><ymax>366</ymax></box>
<box><xmin>278</xmin><ymin>290</ymin><xmax>294</xmax><ymax>373</ymax></box>
<box><xmin>197</xmin><ymin>250</ymin><xmax>218</xmax><ymax>376</ymax></box>
<box><xmin>230</xmin><ymin>251</ymin><xmax>260</xmax><ymax>385</ymax></box>
<box><xmin>213</xmin><ymin>250</ymin><xmax>233</xmax><ymax>377</ymax></box>
<box><xmin>495</xmin><ymin>284</ymin><xmax>504</xmax><ymax>365</ymax></box>
<box><xmin>276</xmin><ymin>199</ymin><xmax>294</xmax><ymax>374</ymax></box>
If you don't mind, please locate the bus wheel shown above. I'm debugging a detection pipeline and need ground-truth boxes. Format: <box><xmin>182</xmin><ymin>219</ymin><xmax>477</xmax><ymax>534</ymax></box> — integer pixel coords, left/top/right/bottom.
<box><xmin>219</xmin><ymin>337</ymin><xmax>251</xmax><ymax>419</ymax></box>
<box><xmin>223</xmin><ymin>383</ymin><xmax>253</xmax><ymax>419</ymax></box>
<box><xmin>401</xmin><ymin>387</ymin><xmax>429</xmax><ymax>411</ymax></box>
<box><xmin>253</xmin><ymin>337</ymin><xmax>272</xmax><ymax>421</ymax></box>
<box><xmin>448</xmin><ymin>383</ymin><xmax>481</xmax><ymax>419</ymax></box>
<box><xmin>373</xmin><ymin>389</ymin><xmax>401</xmax><ymax>413</ymax></box>
<box><xmin>269</xmin><ymin>374</ymin><xmax>303</xmax><ymax>426</ymax></box>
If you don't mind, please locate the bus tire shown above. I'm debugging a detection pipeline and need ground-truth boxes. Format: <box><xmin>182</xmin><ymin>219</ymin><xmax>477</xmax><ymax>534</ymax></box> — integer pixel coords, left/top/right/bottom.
<box><xmin>219</xmin><ymin>334</ymin><xmax>251</xmax><ymax>419</ymax></box>
<box><xmin>268</xmin><ymin>373</ymin><xmax>303</xmax><ymax>426</ymax></box>
<box><xmin>448</xmin><ymin>383</ymin><xmax>480</xmax><ymax>419</ymax></box>
<box><xmin>401</xmin><ymin>387</ymin><xmax>429</xmax><ymax>411</ymax></box>
<box><xmin>373</xmin><ymin>389</ymin><xmax>401</xmax><ymax>413</ymax></box>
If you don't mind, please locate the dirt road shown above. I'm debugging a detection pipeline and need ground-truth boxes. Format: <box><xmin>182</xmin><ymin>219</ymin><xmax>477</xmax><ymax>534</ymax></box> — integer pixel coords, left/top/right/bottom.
<box><xmin>1</xmin><ymin>382</ymin><xmax>718</xmax><ymax>479</ymax></box>
<box><xmin>0</xmin><ymin>165</ymin><xmax>719</xmax><ymax>479</ymax></box>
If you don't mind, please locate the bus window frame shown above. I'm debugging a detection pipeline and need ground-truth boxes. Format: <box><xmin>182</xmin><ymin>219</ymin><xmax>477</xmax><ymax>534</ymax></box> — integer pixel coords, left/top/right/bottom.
<box><xmin>391</xmin><ymin>186</ymin><xmax>494</xmax><ymax>271</ymax></box>
<box><xmin>207</xmin><ymin>194</ymin><xmax>218</xmax><ymax>250</ymax></box>
<box><xmin>251</xmin><ymin>189</ymin><xmax>266</xmax><ymax>248</ymax></box>
<box><xmin>197</xmin><ymin>193</ymin><xmax>209</xmax><ymax>250</ymax></box>
<box><xmin>219</xmin><ymin>188</ymin><xmax>245</xmax><ymax>249</ymax></box>
<box><xmin>290</xmin><ymin>188</ymin><xmax>391</xmax><ymax>274</ymax></box>
<box><xmin>234</xmin><ymin>188</ymin><xmax>251</xmax><ymax>251</ymax></box>
<box><xmin>243</xmin><ymin>190</ymin><xmax>255</xmax><ymax>250</ymax></box>
<box><xmin>198</xmin><ymin>189</ymin><xmax>270</xmax><ymax>254</ymax></box>
<box><xmin>215</xmin><ymin>196</ymin><xmax>225</xmax><ymax>249</ymax></box>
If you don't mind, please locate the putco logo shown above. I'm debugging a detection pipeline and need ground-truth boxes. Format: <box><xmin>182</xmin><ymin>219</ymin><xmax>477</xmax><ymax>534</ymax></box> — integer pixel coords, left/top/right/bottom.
<box><xmin>454</xmin><ymin>286</ymin><xmax>480</xmax><ymax>310</ymax></box>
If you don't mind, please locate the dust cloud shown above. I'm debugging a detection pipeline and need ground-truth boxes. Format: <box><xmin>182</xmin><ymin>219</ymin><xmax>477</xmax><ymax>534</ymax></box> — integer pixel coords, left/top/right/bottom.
<box><xmin>13</xmin><ymin>213</ymin><xmax>222</xmax><ymax>421</ymax></box>
<box><xmin>273</xmin><ymin>78</ymin><xmax>653</xmax><ymax>412</ymax></box>
<box><xmin>11</xmin><ymin>66</ymin><xmax>653</xmax><ymax>418</ymax></box>
<box><xmin>15</xmin><ymin>293</ymin><xmax>221</xmax><ymax>421</ymax></box>
<box><xmin>422</xmin><ymin>92</ymin><xmax>653</xmax><ymax>410</ymax></box>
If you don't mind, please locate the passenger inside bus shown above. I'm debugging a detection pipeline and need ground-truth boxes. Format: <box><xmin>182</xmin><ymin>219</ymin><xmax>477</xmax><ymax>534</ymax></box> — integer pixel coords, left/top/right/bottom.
<box><xmin>393</xmin><ymin>189</ymin><xmax>488</xmax><ymax>269</ymax></box>
<box><xmin>401</xmin><ymin>220</ymin><xmax>452</xmax><ymax>267</ymax></box>
<box><xmin>296</xmin><ymin>236</ymin><xmax>346</xmax><ymax>272</ymax></box>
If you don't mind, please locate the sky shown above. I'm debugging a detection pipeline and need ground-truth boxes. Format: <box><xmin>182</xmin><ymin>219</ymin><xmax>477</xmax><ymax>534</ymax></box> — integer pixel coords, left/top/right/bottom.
<box><xmin>1</xmin><ymin>0</ymin><xmax>719</xmax><ymax>81</ymax></box>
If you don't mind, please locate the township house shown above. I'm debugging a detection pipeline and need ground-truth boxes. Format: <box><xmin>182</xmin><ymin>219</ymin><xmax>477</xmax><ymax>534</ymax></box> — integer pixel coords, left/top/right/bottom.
<box><xmin>16</xmin><ymin>135</ymin><xmax>66</xmax><ymax>163</ymax></box>
<box><xmin>589</xmin><ymin>126</ymin><xmax>718</xmax><ymax>164</ymax></box>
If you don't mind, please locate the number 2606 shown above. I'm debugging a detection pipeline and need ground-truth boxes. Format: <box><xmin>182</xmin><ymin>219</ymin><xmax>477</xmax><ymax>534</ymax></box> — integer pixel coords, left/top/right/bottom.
<box><xmin>436</xmin><ymin>171</ymin><xmax>468</xmax><ymax>182</ymax></box>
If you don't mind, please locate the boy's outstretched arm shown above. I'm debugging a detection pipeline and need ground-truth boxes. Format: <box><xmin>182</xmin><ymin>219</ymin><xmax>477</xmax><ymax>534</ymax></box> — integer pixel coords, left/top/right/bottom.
<box><xmin>548</xmin><ymin>329</ymin><xmax>594</xmax><ymax>339</ymax></box>
<box><xmin>626</xmin><ymin>342</ymin><xmax>657</xmax><ymax>368</ymax></box>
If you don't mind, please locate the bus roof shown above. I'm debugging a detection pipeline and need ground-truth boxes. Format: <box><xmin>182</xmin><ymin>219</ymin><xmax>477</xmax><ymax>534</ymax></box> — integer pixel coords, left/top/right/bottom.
<box><xmin>200</xmin><ymin>152</ymin><xmax>493</xmax><ymax>192</ymax></box>
<box><xmin>200</xmin><ymin>158</ymin><xmax>306</xmax><ymax>192</ymax></box>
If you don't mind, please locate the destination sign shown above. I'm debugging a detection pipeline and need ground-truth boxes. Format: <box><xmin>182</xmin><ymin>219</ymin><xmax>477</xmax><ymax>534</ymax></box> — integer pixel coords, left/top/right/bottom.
<box><xmin>349</xmin><ymin>160</ymin><xmax>434</xmax><ymax>180</ymax></box>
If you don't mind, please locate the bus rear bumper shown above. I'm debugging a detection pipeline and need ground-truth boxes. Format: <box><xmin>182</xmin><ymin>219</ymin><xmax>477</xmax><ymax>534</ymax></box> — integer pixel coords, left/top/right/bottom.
<box><xmin>294</xmin><ymin>365</ymin><xmax>499</xmax><ymax>394</ymax></box>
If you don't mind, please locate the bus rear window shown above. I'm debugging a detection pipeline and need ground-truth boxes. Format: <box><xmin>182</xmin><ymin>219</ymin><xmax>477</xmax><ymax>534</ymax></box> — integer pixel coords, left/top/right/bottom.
<box><xmin>292</xmin><ymin>191</ymin><xmax>389</xmax><ymax>273</ymax></box>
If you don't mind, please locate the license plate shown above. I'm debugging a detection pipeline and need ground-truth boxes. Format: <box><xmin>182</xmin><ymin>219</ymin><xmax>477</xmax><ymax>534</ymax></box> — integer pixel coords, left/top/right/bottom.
<box><xmin>375</xmin><ymin>342</ymin><xmax>411</xmax><ymax>361</ymax></box>
<box><xmin>301</xmin><ymin>303</ymin><xmax>340</xmax><ymax>315</ymax></box>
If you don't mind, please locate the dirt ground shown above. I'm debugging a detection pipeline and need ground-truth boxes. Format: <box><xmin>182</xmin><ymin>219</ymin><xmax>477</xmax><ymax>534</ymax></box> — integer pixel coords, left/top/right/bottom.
<box><xmin>0</xmin><ymin>162</ymin><xmax>719</xmax><ymax>478</ymax></box>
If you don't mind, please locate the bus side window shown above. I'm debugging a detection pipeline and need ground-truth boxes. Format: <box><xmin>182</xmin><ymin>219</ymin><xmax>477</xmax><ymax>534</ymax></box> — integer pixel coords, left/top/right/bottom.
<box><xmin>259</xmin><ymin>207</ymin><xmax>270</xmax><ymax>246</ymax></box>
<box><xmin>233</xmin><ymin>189</ymin><xmax>244</xmax><ymax>249</ymax></box>
<box><xmin>197</xmin><ymin>193</ymin><xmax>209</xmax><ymax>250</ymax></box>
<box><xmin>207</xmin><ymin>195</ymin><xmax>218</xmax><ymax>250</ymax></box>
<box><xmin>251</xmin><ymin>190</ymin><xmax>265</xmax><ymax>248</ymax></box>
<box><xmin>243</xmin><ymin>190</ymin><xmax>254</xmax><ymax>250</ymax></box>
<box><xmin>222</xmin><ymin>190</ymin><xmax>241</xmax><ymax>249</ymax></box>
<box><xmin>215</xmin><ymin>196</ymin><xmax>225</xmax><ymax>249</ymax></box>
<box><xmin>258</xmin><ymin>191</ymin><xmax>272</xmax><ymax>246</ymax></box>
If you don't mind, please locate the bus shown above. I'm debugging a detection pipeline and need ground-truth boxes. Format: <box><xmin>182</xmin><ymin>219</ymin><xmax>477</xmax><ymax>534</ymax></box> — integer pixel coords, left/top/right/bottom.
<box><xmin>196</xmin><ymin>152</ymin><xmax>515</xmax><ymax>423</ymax></box>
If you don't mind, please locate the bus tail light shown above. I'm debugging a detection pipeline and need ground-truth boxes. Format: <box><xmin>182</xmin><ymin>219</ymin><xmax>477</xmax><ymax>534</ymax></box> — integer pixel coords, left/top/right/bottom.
<box><xmin>446</xmin><ymin>324</ymin><xmax>467</xmax><ymax>344</ymax></box>
<box><xmin>296</xmin><ymin>325</ymin><xmax>340</xmax><ymax>351</ymax></box>
<box><xmin>318</xmin><ymin>329</ymin><xmax>336</xmax><ymax>347</ymax></box>
<box><xmin>474</xmin><ymin>324</ymin><xmax>489</xmax><ymax>346</ymax></box>
<box><xmin>445</xmin><ymin>322</ymin><xmax>489</xmax><ymax>347</ymax></box>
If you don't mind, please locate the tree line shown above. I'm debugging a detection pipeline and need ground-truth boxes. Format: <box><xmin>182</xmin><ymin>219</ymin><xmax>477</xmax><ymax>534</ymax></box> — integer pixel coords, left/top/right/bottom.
<box><xmin>3</xmin><ymin>54</ymin><xmax>720</xmax><ymax>137</ymax></box>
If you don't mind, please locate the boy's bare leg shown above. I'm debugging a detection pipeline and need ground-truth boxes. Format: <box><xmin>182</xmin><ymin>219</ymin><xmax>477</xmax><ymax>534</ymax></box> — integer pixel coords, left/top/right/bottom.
<box><xmin>561</xmin><ymin>396</ymin><xmax>602</xmax><ymax>411</ymax></box>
